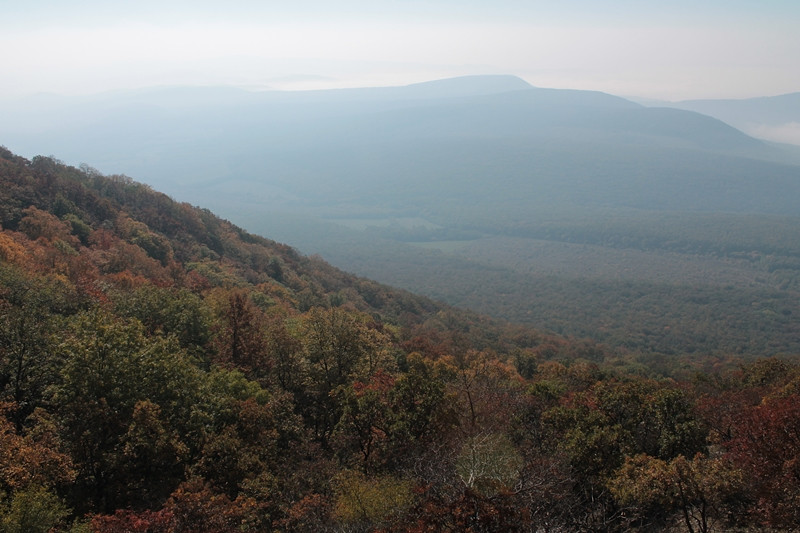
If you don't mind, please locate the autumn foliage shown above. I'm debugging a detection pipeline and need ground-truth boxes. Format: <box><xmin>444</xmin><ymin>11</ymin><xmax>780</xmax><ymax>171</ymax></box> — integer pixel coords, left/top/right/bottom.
<box><xmin>0</xmin><ymin>147</ymin><xmax>798</xmax><ymax>531</ymax></box>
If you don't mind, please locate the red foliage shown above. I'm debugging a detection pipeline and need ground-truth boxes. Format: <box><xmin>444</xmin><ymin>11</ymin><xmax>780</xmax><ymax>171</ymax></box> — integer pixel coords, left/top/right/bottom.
<box><xmin>353</xmin><ymin>369</ymin><xmax>396</xmax><ymax>398</ymax></box>
<box><xmin>727</xmin><ymin>394</ymin><xmax>800</xmax><ymax>527</ymax></box>
<box><xmin>91</xmin><ymin>509</ymin><xmax>174</xmax><ymax>533</ymax></box>
<box><xmin>273</xmin><ymin>493</ymin><xmax>331</xmax><ymax>531</ymax></box>
<box><xmin>400</xmin><ymin>330</ymin><xmax>453</xmax><ymax>359</ymax></box>
<box><xmin>163</xmin><ymin>478</ymin><xmax>268</xmax><ymax>533</ymax></box>
<box><xmin>388</xmin><ymin>488</ymin><xmax>532</xmax><ymax>533</ymax></box>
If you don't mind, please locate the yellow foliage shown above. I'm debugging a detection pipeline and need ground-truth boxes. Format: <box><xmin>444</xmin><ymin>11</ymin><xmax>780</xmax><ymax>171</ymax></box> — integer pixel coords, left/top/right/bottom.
<box><xmin>0</xmin><ymin>406</ymin><xmax>77</xmax><ymax>490</ymax></box>
<box><xmin>332</xmin><ymin>470</ymin><xmax>414</xmax><ymax>525</ymax></box>
<box><xmin>0</xmin><ymin>232</ymin><xmax>26</xmax><ymax>264</ymax></box>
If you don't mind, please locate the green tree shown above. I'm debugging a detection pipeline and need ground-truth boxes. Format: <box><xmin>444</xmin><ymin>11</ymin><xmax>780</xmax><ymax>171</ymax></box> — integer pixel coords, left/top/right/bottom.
<box><xmin>0</xmin><ymin>484</ymin><xmax>70</xmax><ymax>533</ymax></box>
<box><xmin>50</xmin><ymin>310</ymin><xmax>204</xmax><ymax>512</ymax></box>
<box><xmin>112</xmin><ymin>284</ymin><xmax>212</xmax><ymax>358</ymax></box>
<box><xmin>609</xmin><ymin>453</ymin><xmax>744</xmax><ymax>533</ymax></box>
<box><xmin>299</xmin><ymin>307</ymin><xmax>394</xmax><ymax>445</ymax></box>
<box><xmin>0</xmin><ymin>265</ymin><xmax>78</xmax><ymax>427</ymax></box>
<box><xmin>334</xmin><ymin>354</ymin><xmax>455</xmax><ymax>473</ymax></box>
<box><xmin>119</xmin><ymin>400</ymin><xmax>190</xmax><ymax>506</ymax></box>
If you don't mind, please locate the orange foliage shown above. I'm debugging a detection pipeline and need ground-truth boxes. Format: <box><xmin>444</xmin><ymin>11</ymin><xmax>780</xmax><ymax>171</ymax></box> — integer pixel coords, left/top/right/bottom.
<box><xmin>0</xmin><ymin>404</ymin><xmax>76</xmax><ymax>491</ymax></box>
<box><xmin>18</xmin><ymin>206</ymin><xmax>78</xmax><ymax>245</ymax></box>
<box><xmin>0</xmin><ymin>231</ymin><xmax>26</xmax><ymax>264</ymax></box>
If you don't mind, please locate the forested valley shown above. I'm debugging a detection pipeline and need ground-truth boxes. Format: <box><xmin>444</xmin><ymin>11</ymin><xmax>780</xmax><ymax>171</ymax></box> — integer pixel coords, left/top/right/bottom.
<box><xmin>266</xmin><ymin>207</ymin><xmax>800</xmax><ymax>357</ymax></box>
<box><xmin>1</xmin><ymin>147</ymin><xmax>799</xmax><ymax>532</ymax></box>
<box><xmin>5</xmin><ymin>76</ymin><xmax>800</xmax><ymax>360</ymax></box>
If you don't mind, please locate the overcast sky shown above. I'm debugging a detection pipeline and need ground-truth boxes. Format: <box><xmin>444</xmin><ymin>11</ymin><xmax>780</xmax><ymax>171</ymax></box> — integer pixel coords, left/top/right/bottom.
<box><xmin>2</xmin><ymin>0</ymin><xmax>799</xmax><ymax>101</ymax></box>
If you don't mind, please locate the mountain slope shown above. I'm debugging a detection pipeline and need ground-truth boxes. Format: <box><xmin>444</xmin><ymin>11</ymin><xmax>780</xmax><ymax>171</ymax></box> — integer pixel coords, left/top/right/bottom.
<box><xmin>3</xmin><ymin>145</ymin><xmax>604</xmax><ymax>364</ymax></box>
<box><xmin>660</xmin><ymin>92</ymin><xmax>800</xmax><ymax>147</ymax></box>
<box><xmin>0</xmin><ymin>146</ymin><xmax>487</xmax><ymax>336</ymax></box>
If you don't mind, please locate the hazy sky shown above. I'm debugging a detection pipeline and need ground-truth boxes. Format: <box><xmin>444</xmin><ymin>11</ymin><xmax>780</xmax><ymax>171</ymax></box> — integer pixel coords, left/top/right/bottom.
<box><xmin>2</xmin><ymin>0</ymin><xmax>799</xmax><ymax>100</ymax></box>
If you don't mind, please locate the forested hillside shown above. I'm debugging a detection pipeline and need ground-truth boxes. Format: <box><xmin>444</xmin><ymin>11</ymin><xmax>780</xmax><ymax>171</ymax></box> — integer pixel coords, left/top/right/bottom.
<box><xmin>1</xmin><ymin>147</ymin><xmax>800</xmax><ymax>532</ymax></box>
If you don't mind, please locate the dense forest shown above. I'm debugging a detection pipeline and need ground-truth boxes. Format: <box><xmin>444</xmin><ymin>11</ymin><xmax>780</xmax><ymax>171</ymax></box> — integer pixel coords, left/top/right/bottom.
<box><xmin>1</xmin><ymin>146</ymin><xmax>799</xmax><ymax>532</ymax></box>
<box><xmin>247</xmin><ymin>206</ymin><xmax>800</xmax><ymax>357</ymax></box>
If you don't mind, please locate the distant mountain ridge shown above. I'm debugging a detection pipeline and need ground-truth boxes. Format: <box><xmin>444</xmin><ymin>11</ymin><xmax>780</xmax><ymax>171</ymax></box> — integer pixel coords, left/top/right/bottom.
<box><xmin>655</xmin><ymin>92</ymin><xmax>800</xmax><ymax>147</ymax></box>
<box><xmin>4</xmin><ymin>74</ymin><xmax>796</xmax><ymax>217</ymax></box>
<box><xmin>675</xmin><ymin>92</ymin><xmax>800</xmax><ymax>125</ymax></box>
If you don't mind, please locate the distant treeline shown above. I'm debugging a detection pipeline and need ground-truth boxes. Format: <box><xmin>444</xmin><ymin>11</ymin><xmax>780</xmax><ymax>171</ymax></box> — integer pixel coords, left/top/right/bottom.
<box><xmin>280</xmin><ymin>205</ymin><xmax>800</xmax><ymax>357</ymax></box>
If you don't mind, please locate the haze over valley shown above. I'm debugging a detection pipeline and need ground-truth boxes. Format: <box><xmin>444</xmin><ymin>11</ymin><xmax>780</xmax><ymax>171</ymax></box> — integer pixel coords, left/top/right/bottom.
<box><xmin>3</xmin><ymin>75</ymin><xmax>800</xmax><ymax>356</ymax></box>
